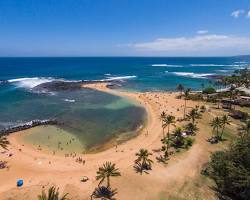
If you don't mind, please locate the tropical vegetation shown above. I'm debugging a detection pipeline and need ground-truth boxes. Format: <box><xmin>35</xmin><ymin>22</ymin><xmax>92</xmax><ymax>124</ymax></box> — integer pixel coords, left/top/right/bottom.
<box><xmin>183</xmin><ymin>88</ymin><xmax>191</xmax><ymax>119</ymax></box>
<box><xmin>203</xmin><ymin>127</ymin><xmax>250</xmax><ymax>200</ymax></box>
<box><xmin>209</xmin><ymin>115</ymin><xmax>231</xmax><ymax>142</ymax></box>
<box><xmin>186</xmin><ymin>108</ymin><xmax>200</xmax><ymax>124</ymax></box>
<box><xmin>96</xmin><ymin>162</ymin><xmax>121</xmax><ymax>187</ymax></box>
<box><xmin>0</xmin><ymin>135</ymin><xmax>9</xmax><ymax>150</ymax></box>
<box><xmin>134</xmin><ymin>148</ymin><xmax>153</xmax><ymax>174</ymax></box>
<box><xmin>91</xmin><ymin>186</ymin><xmax>117</xmax><ymax>200</ymax></box>
<box><xmin>38</xmin><ymin>186</ymin><xmax>68</xmax><ymax>200</ymax></box>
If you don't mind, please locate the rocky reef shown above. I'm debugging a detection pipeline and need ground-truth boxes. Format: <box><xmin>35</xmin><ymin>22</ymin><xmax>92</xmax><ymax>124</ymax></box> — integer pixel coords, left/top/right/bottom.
<box><xmin>0</xmin><ymin>119</ymin><xmax>59</xmax><ymax>136</ymax></box>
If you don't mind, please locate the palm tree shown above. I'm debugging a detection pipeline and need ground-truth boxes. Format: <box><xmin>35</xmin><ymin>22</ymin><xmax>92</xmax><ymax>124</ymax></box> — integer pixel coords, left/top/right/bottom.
<box><xmin>210</xmin><ymin>117</ymin><xmax>222</xmax><ymax>138</ymax></box>
<box><xmin>229</xmin><ymin>85</ymin><xmax>236</xmax><ymax>101</ymax></box>
<box><xmin>187</xmin><ymin>108</ymin><xmax>200</xmax><ymax>124</ymax></box>
<box><xmin>176</xmin><ymin>84</ymin><xmax>184</xmax><ymax>96</ymax></box>
<box><xmin>162</xmin><ymin>115</ymin><xmax>176</xmax><ymax>153</ymax></box>
<box><xmin>163</xmin><ymin>115</ymin><xmax>176</xmax><ymax>136</ymax></box>
<box><xmin>183</xmin><ymin>88</ymin><xmax>191</xmax><ymax>119</ymax></box>
<box><xmin>220</xmin><ymin>115</ymin><xmax>231</xmax><ymax>139</ymax></box>
<box><xmin>159</xmin><ymin>111</ymin><xmax>167</xmax><ymax>137</ymax></box>
<box><xmin>160</xmin><ymin>136</ymin><xmax>169</xmax><ymax>159</ymax></box>
<box><xmin>0</xmin><ymin>135</ymin><xmax>9</xmax><ymax>150</ymax></box>
<box><xmin>38</xmin><ymin>186</ymin><xmax>68</xmax><ymax>200</ymax></box>
<box><xmin>91</xmin><ymin>186</ymin><xmax>117</xmax><ymax>200</ymax></box>
<box><xmin>172</xmin><ymin>127</ymin><xmax>185</xmax><ymax>148</ymax></box>
<box><xmin>184</xmin><ymin>122</ymin><xmax>198</xmax><ymax>135</ymax></box>
<box><xmin>134</xmin><ymin>148</ymin><xmax>153</xmax><ymax>172</ymax></box>
<box><xmin>238</xmin><ymin>120</ymin><xmax>250</xmax><ymax>142</ymax></box>
<box><xmin>96</xmin><ymin>162</ymin><xmax>121</xmax><ymax>187</ymax></box>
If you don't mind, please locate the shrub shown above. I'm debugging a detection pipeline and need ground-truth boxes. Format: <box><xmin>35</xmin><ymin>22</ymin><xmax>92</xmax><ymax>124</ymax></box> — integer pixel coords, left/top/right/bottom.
<box><xmin>202</xmin><ymin>87</ymin><xmax>216</xmax><ymax>94</ymax></box>
<box><xmin>207</xmin><ymin>96</ymin><xmax>217</xmax><ymax>103</ymax></box>
<box><xmin>184</xmin><ymin>137</ymin><xmax>194</xmax><ymax>149</ymax></box>
<box><xmin>204</xmin><ymin>134</ymin><xmax>250</xmax><ymax>200</ymax></box>
<box><xmin>200</xmin><ymin>105</ymin><xmax>206</xmax><ymax>112</ymax></box>
<box><xmin>187</xmin><ymin>93</ymin><xmax>204</xmax><ymax>101</ymax></box>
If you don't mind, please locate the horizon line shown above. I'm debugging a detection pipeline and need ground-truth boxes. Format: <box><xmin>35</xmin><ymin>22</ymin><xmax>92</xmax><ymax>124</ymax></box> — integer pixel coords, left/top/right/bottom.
<box><xmin>0</xmin><ymin>55</ymin><xmax>249</xmax><ymax>58</ymax></box>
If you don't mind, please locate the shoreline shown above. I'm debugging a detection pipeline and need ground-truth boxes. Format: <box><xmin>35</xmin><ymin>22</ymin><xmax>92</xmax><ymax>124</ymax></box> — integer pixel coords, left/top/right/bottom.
<box><xmin>13</xmin><ymin>83</ymin><xmax>151</xmax><ymax>156</ymax></box>
<box><xmin>8</xmin><ymin>83</ymin><xmax>148</xmax><ymax>155</ymax></box>
<box><xmin>0</xmin><ymin>82</ymin><xmax>200</xmax><ymax>199</ymax></box>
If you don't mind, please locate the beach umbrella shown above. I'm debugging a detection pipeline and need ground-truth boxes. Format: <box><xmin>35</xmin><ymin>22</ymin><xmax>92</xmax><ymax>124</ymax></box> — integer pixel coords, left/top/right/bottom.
<box><xmin>17</xmin><ymin>179</ymin><xmax>23</xmax><ymax>187</ymax></box>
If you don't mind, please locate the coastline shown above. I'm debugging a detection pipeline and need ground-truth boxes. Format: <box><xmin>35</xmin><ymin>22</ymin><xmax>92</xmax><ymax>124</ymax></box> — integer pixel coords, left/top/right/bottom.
<box><xmin>8</xmin><ymin>83</ymin><xmax>148</xmax><ymax>155</ymax></box>
<box><xmin>0</xmin><ymin>83</ymin><xmax>202</xmax><ymax>200</ymax></box>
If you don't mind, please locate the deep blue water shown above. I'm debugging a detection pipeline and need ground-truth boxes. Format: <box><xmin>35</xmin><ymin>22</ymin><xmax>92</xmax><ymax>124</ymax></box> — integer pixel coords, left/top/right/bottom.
<box><xmin>0</xmin><ymin>57</ymin><xmax>249</xmax><ymax>91</ymax></box>
<box><xmin>0</xmin><ymin>57</ymin><xmax>249</xmax><ymax>149</ymax></box>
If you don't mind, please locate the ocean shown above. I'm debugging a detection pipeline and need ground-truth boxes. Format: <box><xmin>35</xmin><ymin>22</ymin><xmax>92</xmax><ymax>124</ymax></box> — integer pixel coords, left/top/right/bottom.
<box><xmin>0</xmin><ymin>57</ymin><xmax>249</xmax><ymax>151</ymax></box>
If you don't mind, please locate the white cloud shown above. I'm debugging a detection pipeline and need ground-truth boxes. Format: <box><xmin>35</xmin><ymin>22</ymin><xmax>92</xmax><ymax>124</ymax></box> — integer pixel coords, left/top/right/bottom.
<box><xmin>247</xmin><ymin>11</ymin><xmax>250</xmax><ymax>18</ymax></box>
<box><xmin>130</xmin><ymin>34</ymin><xmax>250</xmax><ymax>55</ymax></box>
<box><xmin>231</xmin><ymin>9</ymin><xmax>245</xmax><ymax>18</ymax></box>
<box><xmin>197</xmin><ymin>30</ymin><xmax>208</xmax><ymax>34</ymax></box>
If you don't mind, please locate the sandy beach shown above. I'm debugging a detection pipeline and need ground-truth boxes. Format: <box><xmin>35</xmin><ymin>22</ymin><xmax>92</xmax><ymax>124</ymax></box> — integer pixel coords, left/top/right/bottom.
<box><xmin>0</xmin><ymin>83</ymin><xmax>216</xmax><ymax>200</ymax></box>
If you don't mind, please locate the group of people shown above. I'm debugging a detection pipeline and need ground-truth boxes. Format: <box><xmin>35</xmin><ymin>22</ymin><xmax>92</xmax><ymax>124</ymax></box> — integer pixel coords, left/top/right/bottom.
<box><xmin>64</xmin><ymin>152</ymin><xmax>86</xmax><ymax>165</ymax></box>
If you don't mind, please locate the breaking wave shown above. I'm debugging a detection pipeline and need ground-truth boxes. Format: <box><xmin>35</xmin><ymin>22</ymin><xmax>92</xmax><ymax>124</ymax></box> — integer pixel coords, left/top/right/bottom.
<box><xmin>104</xmin><ymin>75</ymin><xmax>137</xmax><ymax>81</ymax></box>
<box><xmin>151</xmin><ymin>64</ymin><xmax>182</xmax><ymax>67</ymax></box>
<box><xmin>190</xmin><ymin>64</ymin><xmax>245</xmax><ymax>67</ymax></box>
<box><xmin>169</xmin><ymin>72</ymin><xmax>214</xmax><ymax>79</ymax></box>
<box><xmin>7</xmin><ymin>75</ymin><xmax>137</xmax><ymax>90</ymax></box>
<box><xmin>8</xmin><ymin>77</ymin><xmax>56</xmax><ymax>89</ymax></box>
<box><xmin>64</xmin><ymin>99</ymin><xmax>76</xmax><ymax>103</ymax></box>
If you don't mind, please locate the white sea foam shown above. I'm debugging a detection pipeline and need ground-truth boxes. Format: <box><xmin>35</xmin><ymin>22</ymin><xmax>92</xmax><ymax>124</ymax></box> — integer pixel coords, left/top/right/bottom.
<box><xmin>232</xmin><ymin>66</ymin><xmax>250</xmax><ymax>70</ymax></box>
<box><xmin>64</xmin><ymin>99</ymin><xmax>76</xmax><ymax>103</ymax></box>
<box><xmin>104</xmin><ymin>75</ymin><xmax>137</xmax><ymax>81</ymax></box>
<box><xmin>170</xmin><ymin>72</ymin><xmax>214</xmax><ymax>79</ymax></box>
<box><xmin>216</xmin><ymin>70</ymin><xmax>232</xmax><ymax>73</ymax></box>
<box><xmin>8</xmin><ymin>77</ymin><xmax>55</xmax><ymax>89</ymax></box>
<box><xmin>190</xmin><ymin>64</ymin><xmax>244</xmax><ymax>67</ymax></box>
<box><xmin>7</xmin><ymin>77</ymin><xmax>82</xmax><ymax>89</ymax></box>
<box><xmin>151</xmin><ymin>64</ymin><xmax>181</xmax><ymax>67</ymax></box>
<box><xmin>104</xmin><ymin>73</ymin><xmax>111</xmax><ymax>76</ymax></box>
<box><xmin>234</xmin><ymin>61</ymin><xmax>249</xmax><ymax>64</ymax></box>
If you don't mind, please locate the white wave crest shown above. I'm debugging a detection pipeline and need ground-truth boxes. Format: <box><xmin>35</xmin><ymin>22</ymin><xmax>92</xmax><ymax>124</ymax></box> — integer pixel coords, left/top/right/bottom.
<box><xmin>104</xmin><ymin>75</ymin><xmax>137</xmax><ymax>81</ymax></box>
<box><xmin>190</xmin><ymin>64</ymin><xmax>244</xmax><ymax>67</ymax></box>
<box><xmin>151</xmin><ymin>64</ymin><xmax>181</xmax><ymax>67</ymax></box>
<box><xmin>8</xmin><ymin>77</ymin><xmax>55</xmax><ymax>89</ymax></box>
<box><xmin>216</xmin><ymin>70</ymin><xmax>232</xmax><ymax>73</ymax></box>
<box><xmin>234</xmin><ymin>61</ymin><xmax>249</xmax><ymax>64</ymax></box>
<box><xmin>170</xmin><ymin>72</ymin><xmax>214</xmax><ymax>79</ymax></box>
<box><xmin>64</xmin><ymin>99</ymin><xmax>76</xmax><ymax>103</ymax></box>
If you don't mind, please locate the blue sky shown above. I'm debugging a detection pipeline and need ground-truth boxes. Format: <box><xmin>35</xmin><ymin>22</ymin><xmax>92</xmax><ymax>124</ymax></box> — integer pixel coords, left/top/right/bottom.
<box><xmin>0</xmin><ymin>0</ymin><xmax>250</xmax><ymax>56</ymax></box>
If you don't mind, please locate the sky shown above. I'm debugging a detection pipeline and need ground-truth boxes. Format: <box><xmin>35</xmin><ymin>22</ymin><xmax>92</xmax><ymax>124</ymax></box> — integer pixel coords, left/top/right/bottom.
<box><xmin>0</xmin><ymin>0</ymin><xmax>250</xmax><ymax>57</ymax></box>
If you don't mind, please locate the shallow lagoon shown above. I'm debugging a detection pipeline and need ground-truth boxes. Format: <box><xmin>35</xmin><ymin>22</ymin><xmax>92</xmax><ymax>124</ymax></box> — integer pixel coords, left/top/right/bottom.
<box><xmin>0</xmin><ymin>87</ymin><xmax>146</xmax><ymax>152</ymax></box>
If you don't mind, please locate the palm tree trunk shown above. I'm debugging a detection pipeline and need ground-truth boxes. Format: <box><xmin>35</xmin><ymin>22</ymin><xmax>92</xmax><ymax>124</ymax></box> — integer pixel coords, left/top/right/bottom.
<box><xmin>166</xmin><ymin>125</ymin><xmax>170</xmax><ymax>156</ymax></box>
<box><xmin>216</xmin><ymin>127</ymin><xmax>219</xmax><ymax>138</ymax></box>
<box><xmin>162</xmin><ymin>121</ymin><xmax>165</xmax><ymax>138</ymax></box>
<box><xmin>166</xmin><ymin>133</ymin><xmax>170</xmax><ymax>153</ymax></box>
<box><xmin>107</xmin><ymin>176</ymin><xmax>110</xmax><ymax>188</ymax></box>
<box><xmin>184</xmin><ymin>99</ymin><xmax>187</xmax><ymax>119</ymax></box>
<box><xmin>220</xmin><ymin>125</ymin><xmax>225</xmax><ymax>139</ymax></box>
<box><xmin>98</xmin><ymin>177</ymin><xmax>105</xmax><ymax>187</ymax></box>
